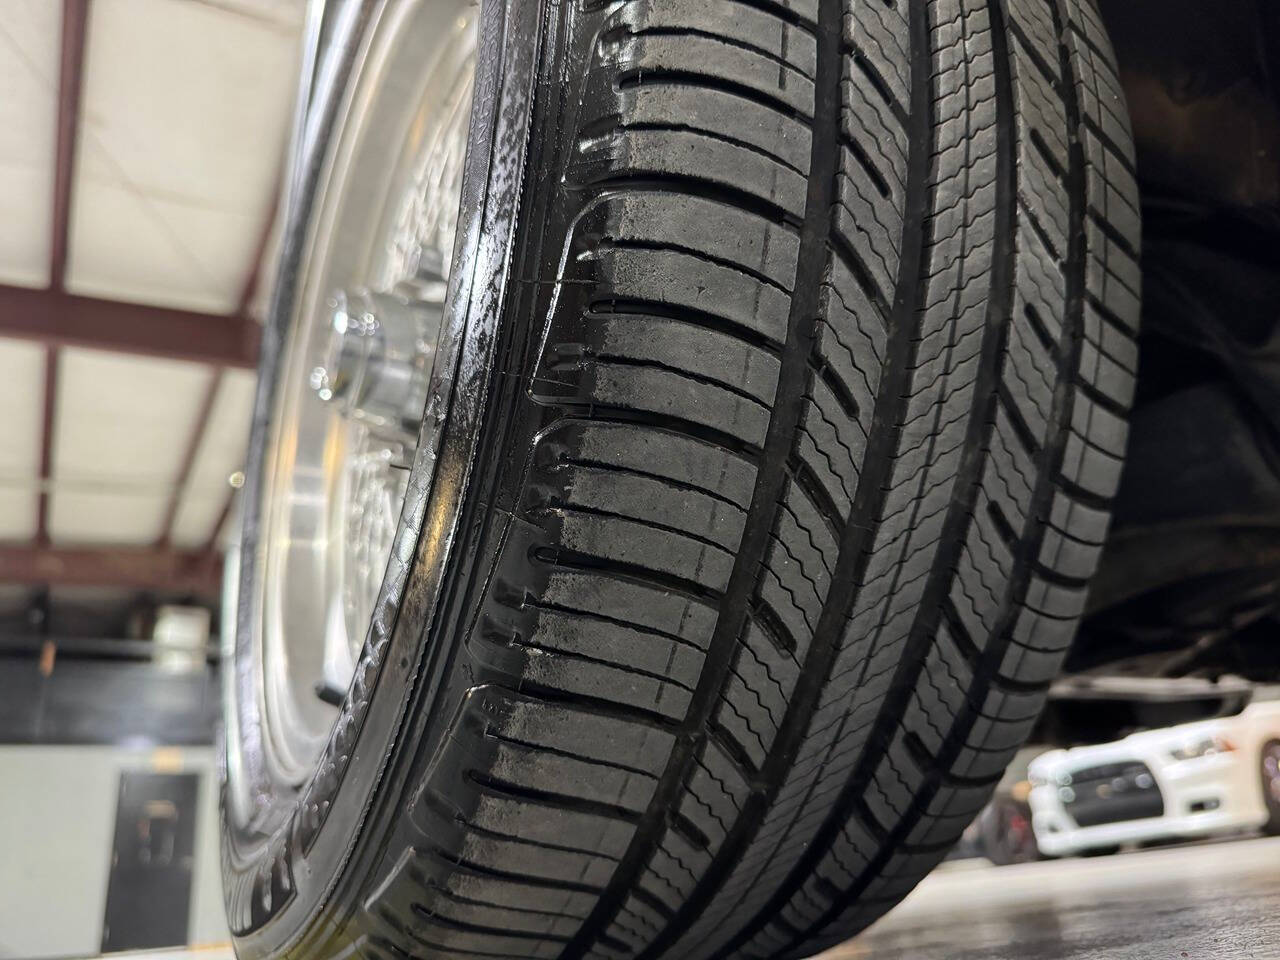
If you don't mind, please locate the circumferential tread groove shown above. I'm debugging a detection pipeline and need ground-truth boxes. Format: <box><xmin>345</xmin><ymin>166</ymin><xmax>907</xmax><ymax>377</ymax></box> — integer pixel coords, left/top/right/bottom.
<box><xmin>341</xmin><ymin>1</ymin><xmax>1141</xmax><ymax>958</ymax></box>
<box><xmin>557</xmin><ymin>0</ymin><xmax>846</xmax><ymax>952</ymax></box>
<box><xmin>693</xmin><ymin>0</ymin><xmax>935</xmax><ymax>953</ymax></box>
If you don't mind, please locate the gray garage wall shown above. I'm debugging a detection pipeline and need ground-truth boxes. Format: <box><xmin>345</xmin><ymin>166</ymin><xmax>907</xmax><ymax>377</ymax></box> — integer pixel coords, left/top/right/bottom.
<box><xmin>0</xmin><ymin>745</ymin><xmax>228</xmax><ymax>959</ymax></box>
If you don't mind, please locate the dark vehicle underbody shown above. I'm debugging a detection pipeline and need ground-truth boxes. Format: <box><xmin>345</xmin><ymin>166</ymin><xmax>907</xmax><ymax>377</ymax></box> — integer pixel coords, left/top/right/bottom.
<box><xmin>1037</xmin><ymin>0</ymin><xmax>1280</xmax><ymax>740</ymax></box>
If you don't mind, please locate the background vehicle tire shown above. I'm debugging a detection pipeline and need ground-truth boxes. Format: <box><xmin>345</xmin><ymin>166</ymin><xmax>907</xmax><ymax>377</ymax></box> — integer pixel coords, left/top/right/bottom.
<box><xmin>223</xmin><ymin>0</ymin><xmax>1140</xmax><ymax>957</ymax></box>
<box><xmin>1081</xmin><ymin>845</ymin><xmax>1123</xmax><ymax>858</ymax></box>
<box><xmin>1262</xmin><ymin>740</ymin><xmax>1280</xmax><ymax>835</ymax></box>
<box><xmin>977</xmin><ymin>795</ymin><xmax>1041</xmax><ymax>866</ymax></box>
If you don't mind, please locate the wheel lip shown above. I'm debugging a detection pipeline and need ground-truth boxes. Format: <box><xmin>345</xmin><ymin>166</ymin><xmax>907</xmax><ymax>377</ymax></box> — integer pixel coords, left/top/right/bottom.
<box><xmin>253</xmin><ymin>0</ymin><xmax>478</xmax><ymax>791</ymax></box>
<box><xmin>221</xmin><ymin>0</ymin><xmax>541</xmax><ymax>951</ymax></box>
<box><xmin>222</xmin><ymin>0</ymin><xmax>374</xmax><ymax>843</ymax></box>
<box><xmin>227</xmin><ymin>0</ymin><xmax>478</xmax><ymax>819</ymax></box>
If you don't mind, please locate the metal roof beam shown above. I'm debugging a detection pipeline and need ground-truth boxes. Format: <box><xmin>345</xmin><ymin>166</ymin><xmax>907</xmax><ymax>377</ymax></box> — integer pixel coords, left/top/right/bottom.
<box><xmin>35</xmin><ymin>350</ymin><xmax>59</xmax><ymax>545</ymax></box>
<box><xmin>51</xmin><ymin>0</ymin><xmax>89</xmax><ymax>292</ymax></box>
<box><xmin>0</xmin><ymin>285</ymin><xmax>261</xmax><ymax>368</ymax></box>
<box><xmin>0</xmin><ymin>544</ymin><xmax>222</xmax><ymax>597</ymax></box>
<box><xmin>155</xmin><ymin>369</ymin><xmax>225</xmax><ymax>546</ymax></box>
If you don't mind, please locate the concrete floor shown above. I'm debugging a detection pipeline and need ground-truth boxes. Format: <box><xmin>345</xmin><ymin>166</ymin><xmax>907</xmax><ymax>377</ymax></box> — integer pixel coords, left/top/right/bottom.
<box><xmin>826</xmin><ymin>835</ymin><xmax>1280</xmax><ymax>960</ymax></box>
<box><xmin>101</xmin><ymin>836</ymin><xmax>1280</xmax><ymax>960</ymax></box>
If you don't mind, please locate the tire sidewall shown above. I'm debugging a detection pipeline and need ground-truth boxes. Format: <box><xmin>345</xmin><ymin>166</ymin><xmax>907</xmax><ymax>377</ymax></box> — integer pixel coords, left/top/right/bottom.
<box><xmin>221</xmin><ymin>0</ymin><xmax>542</xmax><ymax>954</ymax></box>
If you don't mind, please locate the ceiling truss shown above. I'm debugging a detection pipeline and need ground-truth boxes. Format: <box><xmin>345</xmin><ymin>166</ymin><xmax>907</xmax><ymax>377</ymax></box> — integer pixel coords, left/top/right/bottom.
<box><xmin>2</xmin><ymin>0</ymin><xmax>280</xmax><ymax>597</ymax></box>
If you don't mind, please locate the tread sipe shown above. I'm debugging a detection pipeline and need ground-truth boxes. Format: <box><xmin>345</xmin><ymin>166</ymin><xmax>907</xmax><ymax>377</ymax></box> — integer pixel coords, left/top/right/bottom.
<box><xmin>355</xmin><ymin>0</ymin><xmax>1140</xmax><ymax>957</ymax></box>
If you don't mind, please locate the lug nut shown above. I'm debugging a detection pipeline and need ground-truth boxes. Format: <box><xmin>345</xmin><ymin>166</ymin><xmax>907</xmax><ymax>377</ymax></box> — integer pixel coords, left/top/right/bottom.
<box><xmin>311</xmin><ymin>284</ymin><xmax>443</xmax><ymax>441</ymax></box>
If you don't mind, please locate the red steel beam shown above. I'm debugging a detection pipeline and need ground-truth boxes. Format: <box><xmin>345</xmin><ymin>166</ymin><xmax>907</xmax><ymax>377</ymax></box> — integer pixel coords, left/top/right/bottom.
<box><xmin>192</xmin><ymin>179</ymin><xmax>282</xmax><ymax>554</ymax></box>
<box><xmin>23</xmin><ymin>0</ymin><xmax>259</xmax><ymax>565</ymax></box>
<box><xmin>0</xmin><ymin>544</ymin><xmax>222</xmax><ymax>597</ymax></box>
<box><xmin>191</xmin><ymin>177</ymin><xmax>284</xmax><ymax>553</ymax></box>
<box><xmin>51</xmin><ymin>0</ymin><xmax>89</xmax><ymax>291</ymax></box>
<box><xmin>36</xmin><ymin>0</ymin><xmax>89</xmax><ymax>545</ymax></box>
<box><xmin>0</xmin><ymin>285</ymin><xmax>261</xmax><ymax>367</ymax></box>
<box><xmin>236</xmin><ymin>174</ymin><xmax>282</xmax><ymax>318</ymax></box>
<box><xmin>35</xmin><ymin>349</ymin><xmax>59</xmax><ymax>545</ymax></box>
<box><xmin>152</xmin><ymin>124</ymin><xmax>280</xmax><ymax>552</ymax></box>
<box><xmin>156</xmin><ymin>368</ymin><xmax>224</xmax><ymax>546</ymax></box>
<box><xmin>203</xmin><ymin>485</ymin><xmax>238</xmax><ymax>554</ymax></box>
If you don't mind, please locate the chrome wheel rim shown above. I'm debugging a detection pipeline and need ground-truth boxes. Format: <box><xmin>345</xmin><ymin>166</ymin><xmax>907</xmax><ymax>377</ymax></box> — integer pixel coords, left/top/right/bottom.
<box><xmin>252</xmin><ymin>0</ymin><xmax>478</xmax><ymax>788</ymax></box>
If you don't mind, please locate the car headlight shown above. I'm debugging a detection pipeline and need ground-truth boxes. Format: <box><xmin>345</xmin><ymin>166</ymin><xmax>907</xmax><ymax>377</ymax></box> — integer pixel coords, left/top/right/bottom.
<box><xmin>1170</xmin><ymin>735</ymin><xmax>1236</xmax><ymax>762</ymax></box>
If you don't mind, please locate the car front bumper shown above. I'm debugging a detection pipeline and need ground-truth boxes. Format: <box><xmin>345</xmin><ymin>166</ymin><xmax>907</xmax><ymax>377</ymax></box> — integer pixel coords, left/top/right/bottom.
<box><xmin>1030</xmin><ymin>753</ymin><xmax>1259</xmax><ymax>856</ymax></box>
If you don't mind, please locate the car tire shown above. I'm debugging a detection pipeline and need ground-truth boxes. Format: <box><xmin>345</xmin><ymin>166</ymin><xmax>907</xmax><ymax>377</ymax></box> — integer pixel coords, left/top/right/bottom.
<box><xmin>1081</xmin><ymin>844</ymin><xmax>1122</xmax><ymax>858</ymax></box>
<box><xmin>222</xmin><ymin>0</ymin><xmax>1140</xmax><ymax>957</ymax></box>
<box><xmin>1261</xmin><ymin>739</ymin><xmax>1280</xmax><ymax>835</ymax></box>
<box><xmin>977</xmin><ymin>795</ymin><xmax>1041</xmax><ymax>866</ymax></box>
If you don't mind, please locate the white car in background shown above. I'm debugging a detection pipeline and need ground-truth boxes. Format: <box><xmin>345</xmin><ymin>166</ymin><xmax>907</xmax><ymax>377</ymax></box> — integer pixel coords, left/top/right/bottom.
<box><xmin>1029</xmin><ymin>700</ymin><xmax>1280</xmax><ymax>857</ymax></box>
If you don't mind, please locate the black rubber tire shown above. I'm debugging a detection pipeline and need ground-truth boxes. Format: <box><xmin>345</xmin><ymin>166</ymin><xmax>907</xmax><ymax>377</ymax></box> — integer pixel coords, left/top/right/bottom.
<box><xmin>977</xmin><ymin>795</ymin><xmax>1040</xmax><ymax>866</ymax></box>
<box><xmin>1262</xmin><ymin>740</ymin><xmax>1280</xmax><ymax>835</ymax></box>
<box><xmin>1080</xmin><ymin>845</ymin><xmax>1123</xmax><ymax>858</ymax></box>
<box><xmin>223</xmin><ymin>0</ymin><xmax>1140</xmax><ymax>957</ymax></box>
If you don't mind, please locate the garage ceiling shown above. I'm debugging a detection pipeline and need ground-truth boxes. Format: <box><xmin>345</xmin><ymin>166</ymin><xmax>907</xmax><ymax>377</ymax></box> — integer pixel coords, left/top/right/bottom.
<box><xmin>0</xmin><ymin>0</ymin><xmax>305</xmax><ymax>595</ymax></box>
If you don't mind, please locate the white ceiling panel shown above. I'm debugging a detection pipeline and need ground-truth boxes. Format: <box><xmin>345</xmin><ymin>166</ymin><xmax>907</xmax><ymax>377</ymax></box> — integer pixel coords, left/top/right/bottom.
<box><xmin>0</xmin><ymin>340</ymin><xmax>47</xmax><ymax>539</ymax></box>
<box><xmin>0</xmin><ymin>1</ymin><xmax>60</xmax><ymax>288</ymax></box>
<box><xmin>213</xmin><ymin>493</ymin><xmax>242</xmax><ymax>549</ymax></box>
<box><xmin>49</xmin><ymin>348</ymin><xmax>214</xmax><ymax>544</ymax></box>
<box><xmin>49</xmin><ymin>488</ymin><xmax>170</xmax><ymax>546</ymax></box>
<box><xmin>67</xmin><ymin>0</ymin><xmax>303</xmax><ymax>313</ymax></box>
<box><xmin>0</xmin><ymin>488</ymin><xmax>38</xmax><ymax>541</ymax></box>
<box><xmin>170</xmin><ymin>367</ymin><xmax>256</xmax><ymax>547</ymax></box>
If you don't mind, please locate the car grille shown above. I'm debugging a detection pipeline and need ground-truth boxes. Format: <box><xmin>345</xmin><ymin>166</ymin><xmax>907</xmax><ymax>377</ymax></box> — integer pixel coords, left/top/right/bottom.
<box><xmin>1060</xmin><ymin>761</ymin><xmax>1164</xmax><ymax>827</ymax></box>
